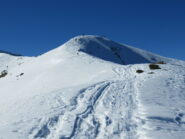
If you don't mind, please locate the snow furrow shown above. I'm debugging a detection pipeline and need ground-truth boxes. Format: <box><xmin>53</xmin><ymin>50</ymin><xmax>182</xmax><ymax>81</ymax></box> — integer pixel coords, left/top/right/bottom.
<box><xmin>60</xmin><ymin>82</ymin><xmax>110</xmax><ymax>139</ymax></box>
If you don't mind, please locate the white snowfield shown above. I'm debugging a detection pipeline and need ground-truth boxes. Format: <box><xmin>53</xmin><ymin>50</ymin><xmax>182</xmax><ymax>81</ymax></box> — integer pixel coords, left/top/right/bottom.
<box><xmin>0</xmin><ymin>35</ymin><xmax>185</xmax><ymax>139</ymax></box>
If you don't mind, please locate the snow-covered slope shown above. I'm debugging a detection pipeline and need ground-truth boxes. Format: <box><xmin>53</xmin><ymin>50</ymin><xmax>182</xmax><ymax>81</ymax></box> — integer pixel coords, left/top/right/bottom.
<box><xmin>0</xmin><ymin>35</ymin><xmax>185</xmax><ymax>139</ymax></box>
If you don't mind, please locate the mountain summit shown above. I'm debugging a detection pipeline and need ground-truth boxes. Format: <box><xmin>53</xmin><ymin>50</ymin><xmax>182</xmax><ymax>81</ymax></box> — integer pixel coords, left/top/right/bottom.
<box><xmin>51</xmin><ymin>35</ymin><xmax>171</xmax><ymax>65</ymax></box>
<box><xmin>0</xmin><ymin>35</ymin><xmax>185</xmax><ymax>139</ymax></box>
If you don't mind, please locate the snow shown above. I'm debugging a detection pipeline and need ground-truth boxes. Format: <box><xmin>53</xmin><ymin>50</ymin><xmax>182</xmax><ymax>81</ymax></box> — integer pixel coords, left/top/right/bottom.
<box><xmin>0</xmin><ymin>35</ymin><xmax>185</xmax><ymax>139</ymax></box>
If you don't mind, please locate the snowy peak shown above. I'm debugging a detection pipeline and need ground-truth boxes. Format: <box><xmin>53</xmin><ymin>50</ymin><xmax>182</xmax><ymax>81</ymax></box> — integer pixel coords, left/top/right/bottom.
<box><xmin>55</xmin><ymin>35</ymin><xmax>171</xmax><ymax>65</ymax></box>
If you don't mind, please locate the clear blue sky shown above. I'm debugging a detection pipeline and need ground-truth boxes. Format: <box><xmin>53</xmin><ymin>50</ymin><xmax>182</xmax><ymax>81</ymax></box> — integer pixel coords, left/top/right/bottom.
<box><xmin>0</xmin><ymin>0</ymin><xmax>185</xmax><ymax>60</ymax></box>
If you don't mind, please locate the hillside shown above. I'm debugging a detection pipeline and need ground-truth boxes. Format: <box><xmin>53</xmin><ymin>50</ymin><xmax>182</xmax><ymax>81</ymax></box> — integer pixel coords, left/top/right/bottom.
<box><xmin>0</xmin><ymin>35</ymin><xmax>185</xmax><ymax>139</ymax></box>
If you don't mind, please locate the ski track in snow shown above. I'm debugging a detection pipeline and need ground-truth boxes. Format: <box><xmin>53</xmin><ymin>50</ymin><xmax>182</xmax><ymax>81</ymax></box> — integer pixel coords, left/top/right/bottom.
<box><xmin>29</xmin><ymin>66</ymin><xmax>141</xmax><ymax>139</ymax></box>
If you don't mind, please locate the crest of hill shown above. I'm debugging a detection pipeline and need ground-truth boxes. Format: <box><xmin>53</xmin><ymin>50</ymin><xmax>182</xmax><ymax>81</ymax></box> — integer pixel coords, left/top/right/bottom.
<box><xmin>0</xmin><ymin>50</ymin><xmax>21</xmax><ymax>56</ymax></box>
<box><xmin>1</xmin><ymin>35</ymin><xmax>183</xmax><ymax>65</ymax></box>
<box><xmin>55</xmin><ymin>35</ymin><xmax>172</xmax><ymax>65</ymax></box>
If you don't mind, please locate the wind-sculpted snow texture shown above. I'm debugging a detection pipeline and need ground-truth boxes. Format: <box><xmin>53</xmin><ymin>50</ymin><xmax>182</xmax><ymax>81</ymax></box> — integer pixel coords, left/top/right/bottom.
<box><xmin>0</xmin><ymin>35</ymin><xmax>185</xmax><ymax>139</ymax></box>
